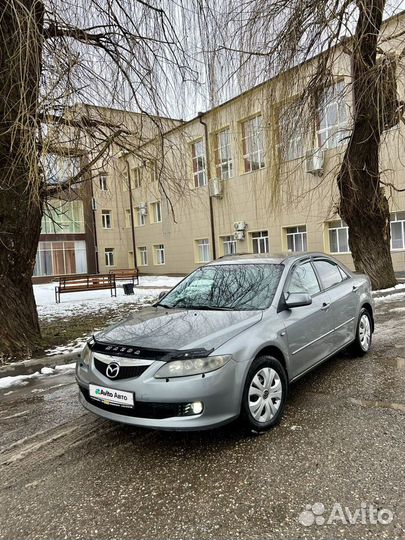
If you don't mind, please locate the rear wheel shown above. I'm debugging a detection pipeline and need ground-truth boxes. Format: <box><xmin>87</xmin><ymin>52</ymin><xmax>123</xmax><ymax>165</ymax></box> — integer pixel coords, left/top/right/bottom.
<box><xmin>350</xmin><ymin>308</ymin><xmax>372</xmax><ymax>356</ymax></box>
<box><xmin>241</xmin><ymin>356</ymin><xmax>288</xmax><ymax>433</ymax></box>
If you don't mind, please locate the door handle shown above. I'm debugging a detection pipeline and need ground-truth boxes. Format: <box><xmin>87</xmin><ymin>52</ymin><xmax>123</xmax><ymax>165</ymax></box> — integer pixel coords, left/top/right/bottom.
<box><xmin>321</xmin><ymin>302</ymin><xmax>330</xmax><ymax>311</ymax></box>
<box><xmin>352</xmin><ymin>285</ymin><xmax>358</xmax><ymax>292</ymax></box>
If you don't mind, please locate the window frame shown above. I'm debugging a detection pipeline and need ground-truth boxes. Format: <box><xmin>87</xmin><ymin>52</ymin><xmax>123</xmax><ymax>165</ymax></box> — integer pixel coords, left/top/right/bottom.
<box><xmin>104</xmin><ymin>248</ymin><xmax>115</xmax><ymax>267</ymax></box>
<box><xmin>101</xmin><ymin>210</ymin><xmax>112</xmax><ymax>230</ymax></box>
<box><xmin>250</xmin><ymin>230</ymin><xmax>269</xmax><ymax>254</ymax></box>
<box><xmin>137</xmin><ymin>246</ymin><xmax>148</xmax><ymax>266</ymax></box>
<box><xmin>390</xmin><ymin>212</ymin><xmax>405</xmax><ymax>251</ymax></box>
<box><xmin>191</xmin><ymin>139</ymin><xmax>207</xmax><ymax>188</ymax></box>
<box><xmin>317</xmin><ymin>81</ymin><xmax>349</xmax><ymax>150</ymax></box>
<box><xmin>241</xmin><ymin>114</ymin><xmax>265</xmax><ymax>174</ymax></box>
<box><xmin>221</xmin><ymin>234</ymin><xmax>237</xmax><ymax>256</ymax></box>
<box><xmin>284</xmin><ymin>225</ymin><xmax>308</xmax><ymax>253</ymax></box>
<box><xmin>213</xmin><ymin>128</ymin><xmax>234</xmax><ymax>180</ymax></box>
<box><xmin>151</xmin><ymin>201</ymin><xmax>162</xmax><ymax>224</ymax></box>
<box><xmin>195</xmin><ymin>238</ymin><xmax>210</xmax><ymax>263</ymax></box>
<box><xmin>154</xmin><ymin>244</ymin><xmax>165</xmax><ymax>265</ymax></box>
<box><xmin>99</xmin><ymin>174</ymin><xmax>108</xmax><ymax>191</ymax></box>
<box><xmin>132</xmin><ymin>167</ymin><xmax>142</xmax><ymax>189</ymax></box>
<box><xmin>327</xmin><ymin>219</ymin><xmax>350</xmax><ymax>254</ymax></box>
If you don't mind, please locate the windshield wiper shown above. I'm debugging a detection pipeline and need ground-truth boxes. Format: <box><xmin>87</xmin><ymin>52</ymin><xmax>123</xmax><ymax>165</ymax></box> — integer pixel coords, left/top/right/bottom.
<box><xmin>185</xmin><ymin>305</ymin><xmax>233</xmax><ymax>311</ymax></box>
<box><xmin>156</xmin><ymin>302</ymin><xmax>172</xmax><ymax>309</ymax></box>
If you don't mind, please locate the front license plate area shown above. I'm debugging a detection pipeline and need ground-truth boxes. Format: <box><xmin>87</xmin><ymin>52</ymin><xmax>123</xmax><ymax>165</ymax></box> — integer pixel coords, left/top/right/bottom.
<box><xmin>89</xmin><ymin>384</ymin><xmax>134</xmax><ymax>408</ymax></box>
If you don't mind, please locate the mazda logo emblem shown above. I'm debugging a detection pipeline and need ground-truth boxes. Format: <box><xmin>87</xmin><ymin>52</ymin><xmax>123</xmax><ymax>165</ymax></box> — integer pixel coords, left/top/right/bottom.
<box><xmin>106</xmin><ymin>362</ymin><xmax>120</xmax><ymax>379</ymax></box>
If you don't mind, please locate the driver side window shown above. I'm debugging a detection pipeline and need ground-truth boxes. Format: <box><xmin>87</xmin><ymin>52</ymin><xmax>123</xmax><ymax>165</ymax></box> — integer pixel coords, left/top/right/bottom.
<box><xmin>288</xmin><ymin>262</ymin><xmax>321</xmax><ymax>296</ymax></box>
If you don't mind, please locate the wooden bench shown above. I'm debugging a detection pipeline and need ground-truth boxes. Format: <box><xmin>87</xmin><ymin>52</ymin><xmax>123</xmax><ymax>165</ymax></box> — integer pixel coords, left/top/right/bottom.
<box><xmin>109</xmin><ymin>268</ymin><xmax>139</xmax><ymax>286</ymax></box>
<box><xmin>55</xmin><ymin>274</ymin><xmax>117</xmax><ymax>303</ymax></box>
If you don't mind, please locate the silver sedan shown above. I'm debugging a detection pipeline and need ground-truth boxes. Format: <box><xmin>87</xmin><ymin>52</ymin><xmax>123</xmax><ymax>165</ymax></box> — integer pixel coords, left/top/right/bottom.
<box><xmin>76</xmin><ymin>253</ymin><xmax>374</xmax><ymax>432</ymax></box>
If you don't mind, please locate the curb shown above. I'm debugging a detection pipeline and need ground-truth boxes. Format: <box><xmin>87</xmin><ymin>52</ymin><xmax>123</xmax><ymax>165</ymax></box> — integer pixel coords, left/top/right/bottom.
<box><xmin>0</xmin><ymin>350</ymin><xmax>81</xmax><ymax>379</ymax></box>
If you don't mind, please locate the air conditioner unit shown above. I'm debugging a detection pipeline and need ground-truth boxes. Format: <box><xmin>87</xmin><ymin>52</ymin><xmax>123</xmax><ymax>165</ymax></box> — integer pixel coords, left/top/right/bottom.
<box><xmin>234</xmin><ymin>230</ymin><xmax>245</xmax><ymax>241</ymax></box>
<box><xmin>91</xmin><ymin>197</ymin><xmax>97</xmax><ymax>211</ymax></box>
<box><xmin>209</xmin><ymin>177</ymin><xmax>223</xmax><ymax>198</ymax></box>
<box><xmin>139</xmin><ymin>202</ymin><xmax>148</xmax><ymax>216</ymax></box>
<box><xmin>234</xmin><ymin>221</ymin><xmax>247</xmax><ymax>232</ymax></box>
<box><xmin>305</xmin><ymin>149</ymin><xmax>324</xmax><ymax>176</ymax></box>
<box><xmin>233</xmin><ymin>221</ymin><xmax>247</xmax><ymax>240</ymax></box>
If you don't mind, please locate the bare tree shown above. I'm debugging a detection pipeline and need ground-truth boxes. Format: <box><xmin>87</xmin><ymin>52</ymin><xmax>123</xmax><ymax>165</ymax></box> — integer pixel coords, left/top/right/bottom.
<box><xmin>202</xmin><ymin>0</ymin><xmax>404</xmax><ymax>289</ymax></box>
<box><xmin>0</xmin><ymin>0</ymin><xmax>194</xmax><ymax>360</ymax></box>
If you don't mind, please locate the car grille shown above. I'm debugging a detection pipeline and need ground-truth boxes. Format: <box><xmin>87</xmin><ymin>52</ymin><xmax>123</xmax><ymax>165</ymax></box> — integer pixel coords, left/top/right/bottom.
<box><xmin>94</xmin><ymin>357</ymin><xmax>149</xmax><ymax>380</ymax></box>
<box><xmin>80</xmin><ymin>387</ymin><xmax>187</xmax><ymax>419</ymax></box>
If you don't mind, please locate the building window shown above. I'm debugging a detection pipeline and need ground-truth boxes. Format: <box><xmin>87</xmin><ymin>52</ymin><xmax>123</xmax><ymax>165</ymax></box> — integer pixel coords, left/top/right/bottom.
<box><xmin>285</xmin><ymin>225</ymin><xmax>307</xmax><ymax>252</ymax></box>
<box><xmin>101</xmin><ymin>210</ymin><xmax>112</xmax><ymax>229</ymax></box>
<box><xmin>136</xmin><ymin>206</ymin><xmax>146</xmax><ymax>226</ymax></box>
<box><xmin>105</xmin><ymin>248</ymin><xmax>114</xmax><ymax>267</ymax></box>
<box><xmin>41</xmin><ymin>199</ymin><xmax>84</xmax><ymax>234</ymax></box>
<box><xmin>33</xmin><ymin>240</ymin><xmax>87</xmax><ymax>277</ymax></box>
<box><xmin>125</xmin><ymin>209</ymin><xmax>131</xmax><ymax>228</ymax></box>
<box><xmin>241</xmin><ymin>115</ymin><xmax>265</xmax><ymax>173</ymax></box>
<box><xmin>151</xmin><ymin>201</ymin><xmax>162</xmax><ymax>223</ymax></box>
<box><xmin>195</xmin><ymin>239</ymin><xmax>210</xmax><ymax>263</ymax></box>
<box><xmin>132</xmin><ymin>167</ymin><xmax>142</xmax><ymax>189</ymax></box>
<box><xmin>251</xmin><ymin>231</ymin><xmax>269</xmax><ymax>254</ymax></box>
<box><xmin>279</xmin><ymin>104</ymin><xmax>304</xmax><ymax>161</ymax></box>
<box><xmin>154</xmin><ymin>244</ymin><xmax>165</xmax><ymax>265</ymax></box>
<box><xmin>221</xmin><ymin>235</ymin><xmax>237</xmax><ymax>256</ymax></box>
<box><xmin>317</xmin><ymin>82</ymin><xmax>349</xmax><ymax>149</ymax></box>
<box><xmin>149</xmin><ymin>160</ymin><xmax>158</xmax><ymax>183</ymax></box>
<box><xmin>390</xmin><ymin>212</ymin><xmax>405</xmax><ymax>250</ymax></box>
<box><xmin>214</xmin><ymin>129</ymin><xmax>233</xmax><ymax>180</ymax></box>
<box><xmin>191</xmin><ymin>139</ymin><xmax>207</xmax><ymax>188</ymax></box>
<box><xmin>99</xmin><ymin>174</ymin><xmax>108</xmax><ymax>191</ymax></box>
<box><xmin>328</xmin><ymin>220</ymin><xmax>350</xmax><ymax>253</ymax></box>
<box><xmin>137</xmin><ymin>246</ymin><xmax>148</xmax><ymax>266</ymax></box>
<box><xmin>42</xmin><ymin>153</ymin><xmax>81</xmax><ymax>185</ymax></box>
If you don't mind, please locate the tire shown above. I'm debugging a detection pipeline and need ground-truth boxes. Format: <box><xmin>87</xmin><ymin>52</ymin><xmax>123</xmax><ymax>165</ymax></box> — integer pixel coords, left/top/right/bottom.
<box><xmin>350</xmin><ymin>307</ymin><xmax>373</xmax><ymax>356</ymax></box>
<box><xmin>240</xmin><ymin>355</ymin><xmax>288</xmax><ymax>433</ymax></box>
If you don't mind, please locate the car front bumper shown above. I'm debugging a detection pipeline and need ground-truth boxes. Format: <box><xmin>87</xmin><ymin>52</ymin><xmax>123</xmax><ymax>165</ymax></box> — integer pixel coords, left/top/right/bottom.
<box><xmin>76</xmin><ymin>357</ymin><xmax>241</xmax><ymax>431</ymax></box>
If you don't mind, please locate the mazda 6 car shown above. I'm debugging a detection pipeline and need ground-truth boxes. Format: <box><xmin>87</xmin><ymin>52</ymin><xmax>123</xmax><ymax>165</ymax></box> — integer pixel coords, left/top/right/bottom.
<box><xmin>76</xmin><ymin>253</ymin><xmax>374</xmax><ymax>432</ymax></box>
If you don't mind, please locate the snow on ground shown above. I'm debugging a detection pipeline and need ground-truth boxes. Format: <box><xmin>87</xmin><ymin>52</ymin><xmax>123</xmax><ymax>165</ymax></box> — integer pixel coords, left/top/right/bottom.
<box><xmin>0</xmin><ymin>363</ymin><xmax>76</xmax><ymax>390</ymax></box>
<box><xmin>372</xmin><ymin>283</ymin><xmax>405</xmax><ymax>295</ymax></box>
<box><xmin>35</xmin><ymin>275</ymin><xmax>183</xmax><ymax>320</ymax></box>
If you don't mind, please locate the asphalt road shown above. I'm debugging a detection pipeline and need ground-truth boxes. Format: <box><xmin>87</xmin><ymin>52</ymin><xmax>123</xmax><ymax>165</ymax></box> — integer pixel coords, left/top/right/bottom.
<box><xmin>0</xmin><ymin>297</ymin><xmax>404</xmax><ymax>540</ymax></box>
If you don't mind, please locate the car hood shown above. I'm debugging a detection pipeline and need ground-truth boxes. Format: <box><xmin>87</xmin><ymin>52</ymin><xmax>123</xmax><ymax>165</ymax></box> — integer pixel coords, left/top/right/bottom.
<box><xmin>95</xmin><ymin>306</ymin><xmax>263</xmax><ymax>352</ymax></box>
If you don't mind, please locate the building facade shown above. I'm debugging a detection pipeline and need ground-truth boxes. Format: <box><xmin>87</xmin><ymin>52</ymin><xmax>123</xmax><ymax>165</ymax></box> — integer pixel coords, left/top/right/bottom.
<box><xmin>92</xmin><ymin>13</ymin><xmax>405</xmax><ymax>277</ymax></box>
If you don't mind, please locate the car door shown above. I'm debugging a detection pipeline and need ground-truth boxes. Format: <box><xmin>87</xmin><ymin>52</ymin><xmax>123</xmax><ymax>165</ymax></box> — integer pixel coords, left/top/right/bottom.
<box><xmin>312</xmin><ymin>259</ymin><xmax>359</xmax><ymax>350</ymax></box>
<box><xmin>279</xmin><ymin>261</ymin><xmax>335</xmax><ymax>379</ymax></box>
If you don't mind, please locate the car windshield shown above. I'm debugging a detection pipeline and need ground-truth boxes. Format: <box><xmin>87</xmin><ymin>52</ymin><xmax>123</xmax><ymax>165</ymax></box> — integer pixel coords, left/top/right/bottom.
<box><xmin>158</xmin><ymin>263</ymin><xmax>283</xmax><ymax>311</ymax></box>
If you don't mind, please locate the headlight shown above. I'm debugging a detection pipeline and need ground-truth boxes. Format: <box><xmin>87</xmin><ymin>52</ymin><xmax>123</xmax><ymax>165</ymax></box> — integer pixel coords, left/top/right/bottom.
<box><xmin>154</xmin><ymin>355</ymin><xmax>232</xmax><ymax>379</ymax></box>
<box><xmin>81</xmin><ymin>342</ymin><xmax>93</xmax><ymax>365</ymax></box>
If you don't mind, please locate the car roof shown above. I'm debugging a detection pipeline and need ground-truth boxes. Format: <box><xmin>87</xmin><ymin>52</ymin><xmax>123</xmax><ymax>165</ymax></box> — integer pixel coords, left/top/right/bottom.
<box><xmin>208</xmin><ymin>252</ymin><xmax>339</xmax><ymax>266</ymax></box>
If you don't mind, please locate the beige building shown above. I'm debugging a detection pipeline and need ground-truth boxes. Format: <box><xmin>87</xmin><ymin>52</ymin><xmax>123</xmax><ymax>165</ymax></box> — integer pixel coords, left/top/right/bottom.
<box><xmin>93</xmin><ymin>12</ymin><xmax>405</xmax><ymax>276</ymax></box>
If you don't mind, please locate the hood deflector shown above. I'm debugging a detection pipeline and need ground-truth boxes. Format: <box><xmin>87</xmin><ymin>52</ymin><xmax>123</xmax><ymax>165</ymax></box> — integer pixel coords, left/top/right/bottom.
<box><xmin>90</xmin><ymin>337</ymin><xmax>214</xmax><ymax>361</ymax></box>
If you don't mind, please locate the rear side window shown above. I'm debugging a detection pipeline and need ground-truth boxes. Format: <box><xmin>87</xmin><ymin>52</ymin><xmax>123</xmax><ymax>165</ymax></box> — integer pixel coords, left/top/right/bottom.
<box><xmin>313</xmin><ymin>260</ymin><xmax>343</xmax><ymax>289</ymax></box>
<box><xmin>288</xmin><ymin>262</ymin><xmax>321</xmax><ymax>296</ymax></box>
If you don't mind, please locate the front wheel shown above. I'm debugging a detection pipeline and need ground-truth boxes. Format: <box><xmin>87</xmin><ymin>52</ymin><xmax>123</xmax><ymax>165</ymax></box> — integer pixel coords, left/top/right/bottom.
<box><xmin>240</xmin><ymin>356</ymin><xmax>288</xmax><ymax>433</ymax></box>
<box><xmin>350</xmin><ymin>308</ymin><xmax>373</xmax><ymax>356</ymax></box>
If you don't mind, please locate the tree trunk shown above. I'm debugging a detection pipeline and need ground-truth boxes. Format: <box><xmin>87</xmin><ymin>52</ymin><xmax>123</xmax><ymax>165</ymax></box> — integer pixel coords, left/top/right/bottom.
<box><xmin>337</xmin><ymin>0</ymin><xmax>396</xmax><ymax>290</ymax></box>
<box><xmin>0</xmin><ymin>1</ymin><xmax>44</xmax><ymax>360</ymax></box>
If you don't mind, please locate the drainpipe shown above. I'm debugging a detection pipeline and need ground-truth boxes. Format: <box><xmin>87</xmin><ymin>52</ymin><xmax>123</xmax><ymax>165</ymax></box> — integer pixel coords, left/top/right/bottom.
<box><xmin>126</xmin><ymin>159</ymin><xmax>138</xmax><ymax>269</ymax></box>
<box><xmin>198</xmin><ymin>112</ymin><xmax>217</xmax><ymax>260</ymax></box>
<box><xmin>90</xmin><ymin>175</ymin><xmax>99</xmax><ymax>273</ymax></box>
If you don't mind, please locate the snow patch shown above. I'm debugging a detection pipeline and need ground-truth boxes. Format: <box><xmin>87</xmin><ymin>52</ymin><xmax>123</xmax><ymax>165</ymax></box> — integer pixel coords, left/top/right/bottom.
<box><xmin>0</xmin><ymin>372</ymin><xmax>40</xmax><ymax>390</ymax></box>
<box><xmin>33</xmin><ymin>275</ymin><xmax>182</xmax><ymax>320</ymax></box>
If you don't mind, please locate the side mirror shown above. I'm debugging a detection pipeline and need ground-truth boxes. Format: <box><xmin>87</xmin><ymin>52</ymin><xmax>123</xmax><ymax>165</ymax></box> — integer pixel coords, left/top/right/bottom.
<box><xmin>284</xmin><ymin>292</ymin><xmax>312</xmax><ymax>309</ymax></box>
<box><xmin>158</xmin><ymin>291</ymin><xmax>168</xmax><ymax>300</ymax></box>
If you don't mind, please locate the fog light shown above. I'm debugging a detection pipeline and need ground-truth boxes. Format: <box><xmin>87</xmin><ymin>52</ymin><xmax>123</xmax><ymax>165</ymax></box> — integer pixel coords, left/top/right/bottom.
<box><xmin>191</xmin><ymin>401</ymin><xmax>203</xmax><ymax>414</ymax></box>
<box><xmin>179</xmin><ymin>401</ymin><xmax>204</xmax><ymax>416</ymax></box>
